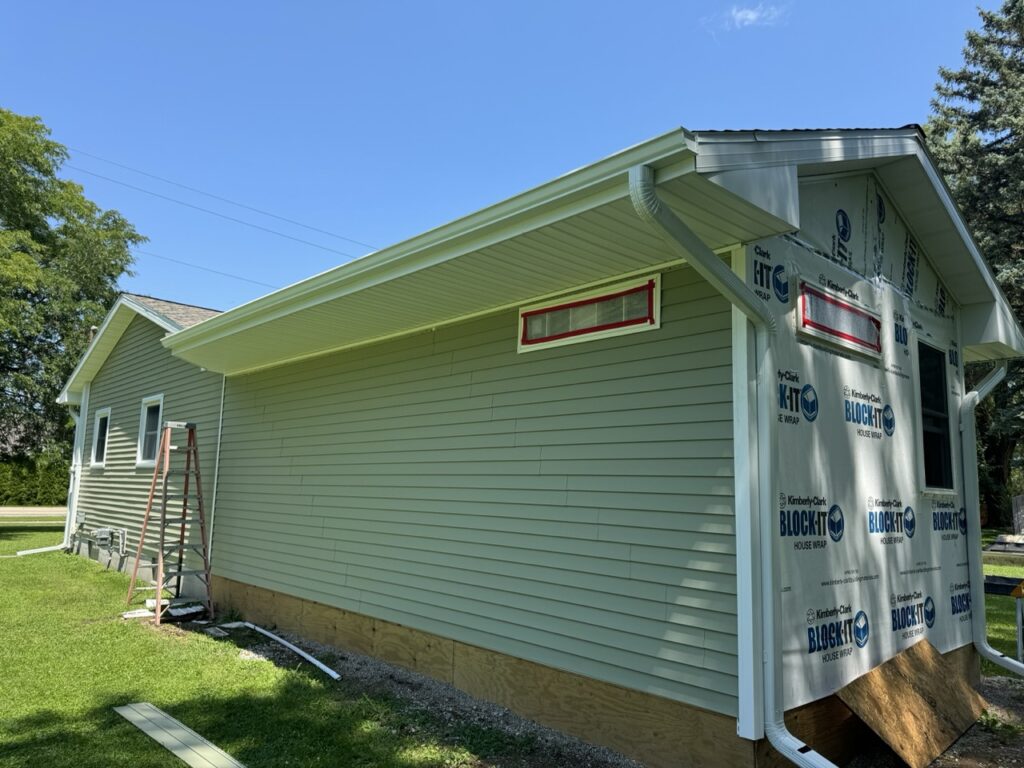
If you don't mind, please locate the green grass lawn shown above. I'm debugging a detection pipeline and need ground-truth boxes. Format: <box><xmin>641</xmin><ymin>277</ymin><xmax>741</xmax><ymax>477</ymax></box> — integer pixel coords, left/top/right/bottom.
<box><xmin>0</xmin><ymin>520</ymin><xmax>543</xmax><ymax>768</ymax></box>
<box><xmin>981</xmin><ymin>528</ymin><xmax>1024</xmax><ymax>677</ymax></box>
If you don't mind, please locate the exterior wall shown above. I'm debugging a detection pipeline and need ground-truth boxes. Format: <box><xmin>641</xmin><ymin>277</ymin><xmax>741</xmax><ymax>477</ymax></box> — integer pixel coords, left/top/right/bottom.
<box><xmin>77</xmin><ymin>315</ymin><xmax>223</xmax><ymax>575</ymax></box>
<box><xmin>212</xmin><ymin>264</ymin><xmax>740</xmax><ymax>715</ymax></box>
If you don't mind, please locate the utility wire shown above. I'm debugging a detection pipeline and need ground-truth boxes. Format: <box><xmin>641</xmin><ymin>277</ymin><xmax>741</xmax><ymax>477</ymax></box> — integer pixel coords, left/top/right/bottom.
<box><xmin>69</xmin><ymin>146</ymin><xmax>378</xmax><ymax>251</ymax></box>
<box><xmin>134</xmin><ymin>248</ymin><xmax>278</xmax><ymax>289</ymax></box>
<box><xmin>66</xmin><ymin>164</ymin><xmax>364</xmax><ymax>260</ymax></box>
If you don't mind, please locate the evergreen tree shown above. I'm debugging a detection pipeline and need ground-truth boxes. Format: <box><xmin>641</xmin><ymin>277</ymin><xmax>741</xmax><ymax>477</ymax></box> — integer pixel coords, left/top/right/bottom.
<box><xmin>0</xmin><ymin>108</ymin><xmax>144</xmax><ymax>458</ymax></box>
<box><xmin>927</xmin><ymin>1</ymin><xmax>1024</xmax><ymax>525</ymax></box>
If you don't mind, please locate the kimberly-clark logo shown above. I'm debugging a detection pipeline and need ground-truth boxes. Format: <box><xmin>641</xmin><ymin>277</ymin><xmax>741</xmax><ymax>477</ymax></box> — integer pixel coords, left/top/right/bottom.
<box><xmin>882</xmin><ymin>405</ymin><xmax>896</xmax><ymax>437</ymax></box>
<box><xmin>867</xmin><ymin>499</ymin><xmax>914</xmax><ymax>544</ymax></box>
<box><xmin>800</xmin><ymin>385</ymin><xmax>819</xmax><ymax>422</ymax></box>
<box><xmin>891</xmin><ymin>591</ymin><xmax>931</xmax><ymax>639</ymax></box>
<box><xmin>932</xmin><ymin>501</ymin><xmax>966</xmax><ymax>541</ymax></box>
<box><xmin>843</xmin><ymin>386</ymin><xmax>893</xmax><ymax>441</ymax></box>
<box><xmin>828</xmin><ymin>504</ymin><xmax>845</xmax><ymax>542</ymax></box>
<box><xmin>772</xmin><ymin>264</ymin><xmax>789</xmax><ymax>303</ymax></box>
<box><xmin>836</xmin><ymin>209</ymin><xmax>852</xmax><ymax>242</ymax></box>
<box><xmin>950</xmin><ymin>582</ymin><xmax>972</xmax><ymax>622</ymax></box>
<box><xmin>780</xmin><ymin>496</ymin><xmax>842</xmax><ymax>551</ymax></box>
<box><xmin>777</xmin><ymin>371</ymin><xmax>816</xmax><ymax>425</ymax></box>
<box><xmin>806</xmin><ymin>604</ymin><xmax>868</xmax><ymax>659</ymax></box>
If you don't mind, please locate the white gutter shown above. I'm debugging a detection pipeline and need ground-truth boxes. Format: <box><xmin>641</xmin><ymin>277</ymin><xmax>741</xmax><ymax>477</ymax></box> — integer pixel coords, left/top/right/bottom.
<box><xmin>629</xmin><ymin>165</ymin><xmax>836</xmax><ymax>768</ymax></box>
<box><xmin>961</xmin><ymin>364</ymin><xmax>1024</xmax><ymax>676</ymax></box>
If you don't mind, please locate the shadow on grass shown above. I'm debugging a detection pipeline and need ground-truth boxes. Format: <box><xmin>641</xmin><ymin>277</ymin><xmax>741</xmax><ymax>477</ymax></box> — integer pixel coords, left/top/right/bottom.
<box><xmin>0</xmin><ymin>675</ymin><xmax>484</xmax><ymax>768</ymax></box>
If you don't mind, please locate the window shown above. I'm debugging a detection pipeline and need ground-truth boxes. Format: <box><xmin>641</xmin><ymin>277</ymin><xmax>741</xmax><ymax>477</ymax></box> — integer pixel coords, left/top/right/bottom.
<box><xmin>91</xmin><ymin>408</ymin><xmax>111</xmax><ymax>466</ymax></box>
<box><xmin>918</xmin><ymin>342</ymin><xmax>953</xmax><ymax>489</ymax></box>
<box><xmin>797</xmin><ymin>282</ymin><xmax>882</xmax><ymax>357</ymax></box>
<box><xmin>136</xmin><ymin>395</ymin><xmax>164</xmax><ymax>465</ymax></box>
<box><xmin>518</xmin><ymin>276</ymin><xmax>660</xmax><ymax>352</ymax></box>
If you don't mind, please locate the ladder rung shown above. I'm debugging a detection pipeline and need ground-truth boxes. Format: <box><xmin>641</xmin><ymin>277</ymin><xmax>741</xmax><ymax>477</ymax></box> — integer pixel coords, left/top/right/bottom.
<box><xmin>161</xmin><ymin>569</ymin><xmax>206</xmax><ymax>578</ymax></box>
<box><xmin>161</xmin><ymin>544</ymin><xmax>205</xmax><ymax>556</ymax></box>
<box><xmin>163</xmin><ymin>493</ymin><xmax>199</xmax><ymax>500</ymax></box>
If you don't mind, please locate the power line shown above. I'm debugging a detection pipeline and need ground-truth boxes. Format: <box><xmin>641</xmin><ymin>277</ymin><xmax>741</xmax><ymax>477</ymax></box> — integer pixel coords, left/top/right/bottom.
<box><xmin>69</xmin><ymin>146</ymin><xmax>378</xmax><ymax>251</ymax></box>
<box><xmin>134</xmin><ymin>249</ymin><xmax>278</xmax><ymax>289</ymax></box>
<box><xmin>66</xmin><ymin>164</ymin><xmax>364</xmax><ymax>260</ymax></box>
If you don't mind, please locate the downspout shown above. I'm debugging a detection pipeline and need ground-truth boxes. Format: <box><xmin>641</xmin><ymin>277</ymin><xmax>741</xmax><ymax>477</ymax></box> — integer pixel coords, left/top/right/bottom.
<box><xmin>206</xmin><ymin>374</ymin><xmax>227</xmax><ymax>565</ymax></box>
<box><xmin>628</xmin><ymin>165</ymin><xmax>837</xmax><ymax>768</ymax></box>
<box><xmin>961</xmin><ymin>364</ymin><xmax>1024</xmax><ymax>676</ymax></box>
<box><xmin>20</xmin><ymin>384</ymin><xmax>90</xmax><ymax>557</ymax></box>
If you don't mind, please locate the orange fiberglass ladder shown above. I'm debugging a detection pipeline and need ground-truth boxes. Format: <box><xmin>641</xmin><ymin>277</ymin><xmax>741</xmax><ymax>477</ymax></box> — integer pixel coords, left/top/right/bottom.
<box><xmin>125</xmin><ymin>421</ymin><xmax>214</xmax><ymax>624</ymax></box>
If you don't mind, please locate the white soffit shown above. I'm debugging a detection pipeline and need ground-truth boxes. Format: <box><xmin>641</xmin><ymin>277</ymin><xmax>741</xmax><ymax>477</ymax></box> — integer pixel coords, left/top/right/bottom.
<box><xmin>166</xmin><ymin>136</ymin><xmax>795</xmax><ymax>375</ymax></box>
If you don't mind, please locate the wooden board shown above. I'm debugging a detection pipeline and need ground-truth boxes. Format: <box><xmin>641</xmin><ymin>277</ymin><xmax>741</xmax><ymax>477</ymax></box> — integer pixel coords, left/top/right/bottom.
<box><xmin>836</xmin><ymin>641</ymin><xmax>985</xmax><ymax>768</ymax></box>
<box><xmin>213</xmin><ymin>575</ymin><xmax>754</xmax><ymax>768</ymax></box>
<box><xmin>115</xmin><ymin>702</ymin><xmax>245</xmax><ymax>768</ymax></box>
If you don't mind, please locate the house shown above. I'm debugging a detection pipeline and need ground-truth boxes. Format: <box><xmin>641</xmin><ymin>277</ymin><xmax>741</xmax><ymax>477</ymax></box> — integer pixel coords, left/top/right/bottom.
<box><xmin>60</xmin><ymin>127</ymin><xmax>1024</xmax><ymax>767</ymax></box>
<box><xmin>57</xmin><ymin>293</ymin><xmax>222</xmax><ymax>587</ymax></box>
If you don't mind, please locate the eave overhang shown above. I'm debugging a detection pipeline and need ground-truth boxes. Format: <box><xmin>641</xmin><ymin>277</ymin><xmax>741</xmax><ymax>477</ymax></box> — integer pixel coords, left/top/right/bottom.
<box><xmin>164</xmin><ymin>129</ymin><xmax>797</xmax><ymax>375</ymax></box>
<box><xmin>164</xmin><ymin>126</ymin><xmax>1024</xmax><ymax>374</ymax></box>
<box><xmin>57</xmin><ymin>296</ymin><xmax>181</xmax><ymax>406</ymax></box>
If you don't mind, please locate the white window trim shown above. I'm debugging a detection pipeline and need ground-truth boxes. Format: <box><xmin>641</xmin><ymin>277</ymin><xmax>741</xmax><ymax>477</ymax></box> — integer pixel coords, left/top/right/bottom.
<box><xmin>516</xmin><ymin>274</ymin><xmax>662</xmax><ymax>353</ymax></box>
<box><xmin>136</xmin><ymin>394</ymin><xmax>164</xmax><ymax>467</ymax></box>
<box><xmin>90</xmin><ymin>407</ymin><xmax>111</xmax><ymax>468</ymax></box>
<box><xmin>795</xmin><ymin>280</ymin><xmax>883</xmax><ymax>359</ymax></box>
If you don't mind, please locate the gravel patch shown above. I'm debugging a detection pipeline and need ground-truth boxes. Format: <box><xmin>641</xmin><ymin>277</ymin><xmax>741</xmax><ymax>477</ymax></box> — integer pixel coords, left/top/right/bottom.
<box><xmin>220</xmin><ymin>623</ymin><xmax>643</xmax><ymax>768</ymax></box>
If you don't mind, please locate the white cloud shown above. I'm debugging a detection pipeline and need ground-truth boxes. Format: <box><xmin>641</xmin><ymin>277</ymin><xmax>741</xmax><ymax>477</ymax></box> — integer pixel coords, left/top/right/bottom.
<box><xmin>727</xmin><ymin>3</ymin><xmax>785</xmax><ymax>29</ymax></box>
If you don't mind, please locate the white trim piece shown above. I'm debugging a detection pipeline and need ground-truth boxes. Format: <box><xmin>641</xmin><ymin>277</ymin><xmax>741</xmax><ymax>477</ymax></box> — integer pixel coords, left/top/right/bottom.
<box><xmin>220</xmin><ymin>622</ymin><xmax>340</xmax><ymax>680</ymax></box>
<box><xmin>731</xmin><ymin>249</ymin><xmax>764</xmax><ymax>739</ymax></box>
<box><xmin>90</xmin><ymin>407</ymin><xmax>111</xmax><ymax>467</ymax></box>
<box><xmin>516</xmin><ymin>274</ymin><xmax>662</xmax><ymax>353</ymax></box>
<box><xmin>136</xmin><ymin>394</ymin><xmax>164</xmax><ymax>467</ymax></box>
<box><xmin>114</xmin><ymin>702</ymin><xmax>246</xmax><ymax>768</ymax></box>
<box><xmin>796</xmin><ymin>281</ymin><xmax>882</xmax><ymax>359</ymax></box>
<box><xmin>65</xmin><ymin>382</ymin><xmax>90</xmax><ymax>547</ymax></box>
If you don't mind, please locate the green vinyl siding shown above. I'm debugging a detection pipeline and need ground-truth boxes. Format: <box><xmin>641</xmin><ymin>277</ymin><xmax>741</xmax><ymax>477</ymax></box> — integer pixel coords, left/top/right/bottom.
<box><xmin>77</xmin><ymin>316</ymin><xmax>223</xmax><ymax>571</ymax></box>
<box><xmin>213</xmin><ymin>265</ymin><xmax>739</xmax><ymax>715</ymax></box>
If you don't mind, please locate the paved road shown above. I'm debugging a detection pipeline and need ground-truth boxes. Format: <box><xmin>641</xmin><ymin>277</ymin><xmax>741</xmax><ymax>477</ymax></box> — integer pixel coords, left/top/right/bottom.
<box><xmin>0</xmin><ymin>507</ymin><xmax>66</xmax><ymax>517</ymax></box>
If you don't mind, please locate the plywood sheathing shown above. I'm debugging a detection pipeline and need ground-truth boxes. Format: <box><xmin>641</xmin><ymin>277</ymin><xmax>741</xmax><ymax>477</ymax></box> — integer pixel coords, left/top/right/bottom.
<box><xmin>212</xmin><ymin>575</ymin><xmax>754</xmax><ymax>768</ymax></box>
<box><xmin>836</xmin><ymin>641</ymin><xmax>985</xmax><ymax>768</ymax></box>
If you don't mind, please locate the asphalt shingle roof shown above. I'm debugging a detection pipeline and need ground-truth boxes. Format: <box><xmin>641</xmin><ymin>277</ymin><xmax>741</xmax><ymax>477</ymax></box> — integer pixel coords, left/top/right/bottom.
<box><xmin>123</xmin><ymin>293</ymin><xmax>222</xmax><ymax>330</ymax></box>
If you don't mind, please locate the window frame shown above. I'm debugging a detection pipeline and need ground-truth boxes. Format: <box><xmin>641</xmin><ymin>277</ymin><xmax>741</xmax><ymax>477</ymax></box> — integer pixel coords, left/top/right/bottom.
<box><xmin>136</xmin><ymin>394</ymin><xmax>164</xmax><ymax>467</ymax></box>
<box><xmin>796</xmin><ymin>281</ymin><xmax>883</xmax><ymax>358</ymax></box>
<box><xmin>90</xmin><ymin>407</ymin><xmax>111</xmax><ymax>468</ymax></box>
<box><xmin>517</xmin><ymin>275</ymin><xmax>661</xmax><ymax>353</ymax></box>
<box><xmin>914</xmin><ymin>339</ymin><xmax>956</xmax><ymax>493</ymax></box>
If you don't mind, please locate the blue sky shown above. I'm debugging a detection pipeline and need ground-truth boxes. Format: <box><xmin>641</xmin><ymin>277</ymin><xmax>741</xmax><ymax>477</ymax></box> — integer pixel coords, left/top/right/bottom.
<box><xmin>3</xmin><ymin>1</ymin><xmax>996</xmax><ymax>311</ymax></box>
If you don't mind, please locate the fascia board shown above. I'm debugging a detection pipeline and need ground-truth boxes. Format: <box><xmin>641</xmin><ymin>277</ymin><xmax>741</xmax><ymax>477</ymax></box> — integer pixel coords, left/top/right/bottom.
<box><xmin>56</xmin><ymin>296</ymin><xmax>181</xmax><ymax>404</ymax></box>
<box><xmin>162</xmin><ymin>130</ymin><xmax>698</xmax><ymax>355</ymax></box>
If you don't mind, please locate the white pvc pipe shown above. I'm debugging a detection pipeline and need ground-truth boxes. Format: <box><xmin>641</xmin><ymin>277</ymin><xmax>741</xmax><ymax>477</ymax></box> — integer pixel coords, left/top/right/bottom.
<box><xmin>221</xmin><ymin>621</ymin><xmax>341</xmax><ymax>680</ymax></box>
<box><xmin>961</xmin><ymin>364</ymin><xmax>1024</xmax><ymax>676</ymax></box>
<box><xmin>628</xmin><ymin>165</ymin><xmax>835</xmax><ymax>768</ymax></box>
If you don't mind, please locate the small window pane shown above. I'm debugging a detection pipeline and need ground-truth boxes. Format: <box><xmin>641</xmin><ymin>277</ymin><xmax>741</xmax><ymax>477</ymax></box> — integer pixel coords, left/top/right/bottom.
<box><xmin>917</xmin><ymin>343</ymin><xmax>952</xmax><ymax>489</ymax></box>
<box><xmin>623</xmin><ymin>290</ymin><xmax>648</xmax><ymax>320</ymax></box>
<box><xmin>521</xmin><ymin>280</ymin><xmax>656</xmax><ymax>347</ymax></box>
<box><xmin>141</xmin><ymin>403</ymin><xmax>161</xmax><ymax>461</ymax></box>
<box><xmin>94</xmin><ymin>416</ymin><xmax>108</xmax><ymax>463</ymax></box>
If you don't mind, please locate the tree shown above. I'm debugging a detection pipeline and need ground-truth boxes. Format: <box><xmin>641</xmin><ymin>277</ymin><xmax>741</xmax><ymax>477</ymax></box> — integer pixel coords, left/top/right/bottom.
<box><xmin>0</xmin><ymin>108</ymin><xmax>144</xmax><ymax>458</ymax></box>
<box><xmin>927</xmin><ymin>0</ymin><xmax>1024</xmax><ymax>525</ymax></box>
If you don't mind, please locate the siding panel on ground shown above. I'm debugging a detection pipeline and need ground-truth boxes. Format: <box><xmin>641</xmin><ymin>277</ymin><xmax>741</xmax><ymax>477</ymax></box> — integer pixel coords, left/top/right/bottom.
<box><xmin>77</xmin><ymin>316</ymin><xmax>223</xmax><ymax>572</ymax></box>
<box><xmin>213</xmin><ymin>265</ymin><xmax>739</xmax><ymax>715</ymax></box>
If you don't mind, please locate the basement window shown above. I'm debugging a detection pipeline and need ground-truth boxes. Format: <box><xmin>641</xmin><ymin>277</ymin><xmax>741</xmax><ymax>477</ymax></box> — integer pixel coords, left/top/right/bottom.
<box><xmin>918</xmin><ymin>342</ymin><xmax>954</xmax><ymax>489</ymax></box>
<box><xmin>91</xmin><ymin>408</ymin><xmax>111</xmax><ymax>467</ymax></box>
<box><xmin>136</xmin><ymin>394</ymin><xmax>164</xmax><ymax>466</ymax></box>
<box><xmin>518</xmin><ymin>276</ymin><xmax>660</xmax><ymax>352</ymax></box>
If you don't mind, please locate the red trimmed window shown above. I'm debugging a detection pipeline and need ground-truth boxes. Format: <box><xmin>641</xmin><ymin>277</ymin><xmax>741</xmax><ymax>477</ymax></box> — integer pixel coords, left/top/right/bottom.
<box><xmin>519</xmin><ymin>278</ymin><xmax>659</xmax><ymax>350</ymax></box>
<box><xmin>798</xmin><ymin>282</ymin><xmax>882</xmax><ymax>355</ymax></box>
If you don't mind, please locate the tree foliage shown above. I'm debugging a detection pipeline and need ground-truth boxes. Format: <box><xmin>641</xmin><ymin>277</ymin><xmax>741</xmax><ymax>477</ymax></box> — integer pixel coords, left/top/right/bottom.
<box><xmin>0</xmin><ymin>108</ymin><xmax>144</xmax><ymax>458</ymax></box>
<box><xmin>927</xmin><ymin>1</ymin><xmax>1024</xmax><ymax>524</ymax></box>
